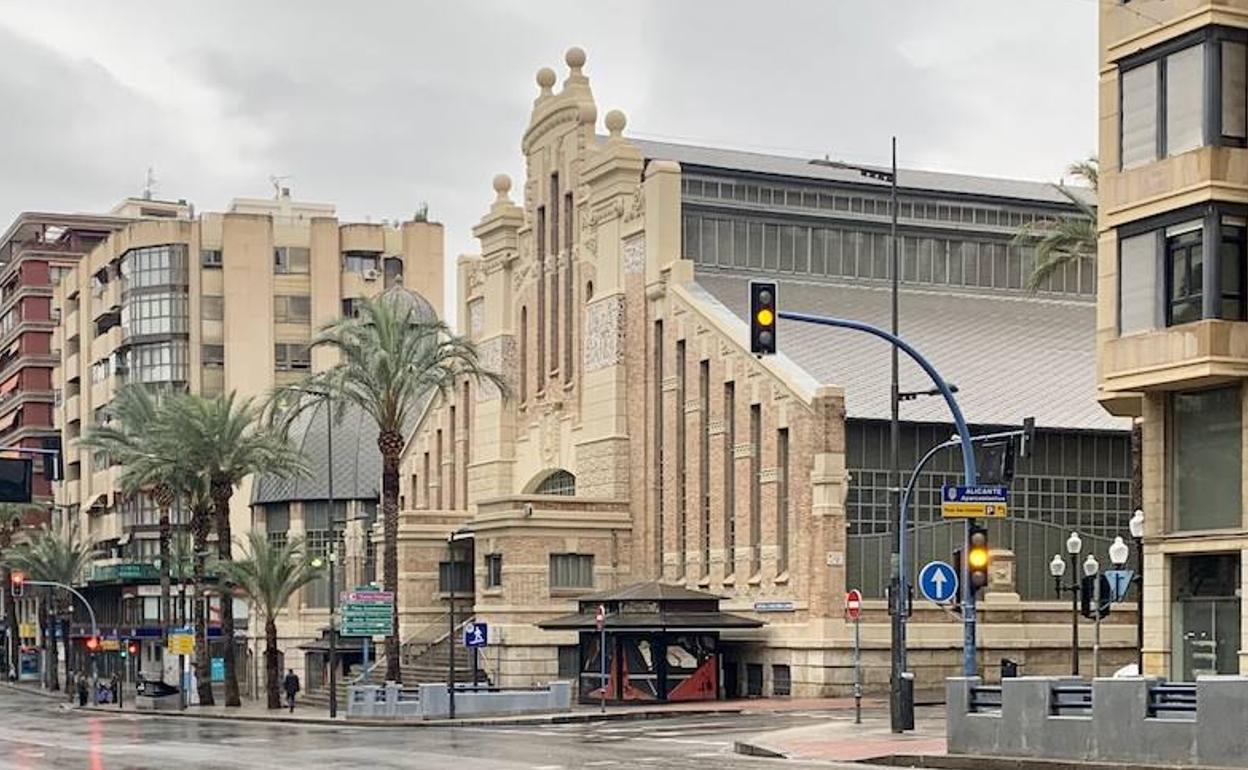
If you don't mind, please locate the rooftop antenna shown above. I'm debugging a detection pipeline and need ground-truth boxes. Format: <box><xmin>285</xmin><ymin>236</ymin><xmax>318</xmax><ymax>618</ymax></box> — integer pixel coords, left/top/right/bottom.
<box><xmin>143</xmin><ymin>167</ymin><xmax>157</xmax><ymax>200</ymax></box>
<box><xmin>269</xmin><ymin>174</ymin><xmax>292</xmax><ymax>199</ymax></box>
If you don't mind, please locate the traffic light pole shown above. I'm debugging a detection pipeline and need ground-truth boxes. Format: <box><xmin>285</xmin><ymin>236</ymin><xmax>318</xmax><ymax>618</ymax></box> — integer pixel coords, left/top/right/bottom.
<box><xmin>774</xmin><ymin>311</ymin><xmax>980</xmax><ymax>678</ymax></box>
<box><xmin>26</xmin><ymin>580</ymin><xmax>97</xmax><ymax>696</ymax></box>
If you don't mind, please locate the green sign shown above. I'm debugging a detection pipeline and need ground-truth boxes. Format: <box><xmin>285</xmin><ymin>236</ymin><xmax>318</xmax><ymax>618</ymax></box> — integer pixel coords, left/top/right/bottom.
<box><xmin>340</xmin><ymin>590</ymin><xmax>394</xmax><ymax>637</ymax></box>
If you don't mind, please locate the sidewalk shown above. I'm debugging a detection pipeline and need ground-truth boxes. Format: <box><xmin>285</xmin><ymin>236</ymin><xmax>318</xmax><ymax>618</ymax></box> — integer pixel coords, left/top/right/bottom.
<box><xmin>735</xmin><ymin>704</ymin><xmax>947</xmax><ymax>762</ymax></box>
<box><xmin>77</xmin><ymin>693</ymin><xmax>884</xmax><ymax>728</ymax></box>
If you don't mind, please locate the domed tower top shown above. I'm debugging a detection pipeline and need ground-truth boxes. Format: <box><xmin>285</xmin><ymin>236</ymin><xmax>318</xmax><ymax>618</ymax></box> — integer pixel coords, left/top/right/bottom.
<box><xmin>377</xmin><ymin>283</ymin><xmax>439</xmax><ymax>324</ymax></box>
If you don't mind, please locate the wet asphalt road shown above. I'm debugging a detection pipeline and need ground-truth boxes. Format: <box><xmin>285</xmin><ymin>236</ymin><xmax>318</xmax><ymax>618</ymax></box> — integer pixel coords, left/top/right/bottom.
<box><xmin>0</xmin><ymin>688</ymin><xmax>851</xmax><ymax>769</ymax></box>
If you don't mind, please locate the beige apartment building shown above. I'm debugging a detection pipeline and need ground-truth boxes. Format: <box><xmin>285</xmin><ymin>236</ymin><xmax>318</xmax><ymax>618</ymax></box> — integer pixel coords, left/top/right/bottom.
<box><xmin>349</xmin><ymin>48</ymin><xmax>1138</xmax><ymax>702</ymax></box>
<box><xmin>52</xmin><ymin>191</ymin><xmax>443</xmax><ymax>683</ymax></box>
<box><xmin>1098</xmin><ymin>0</ymin><xmax>1248</xmax><ymax>680</ymax></box>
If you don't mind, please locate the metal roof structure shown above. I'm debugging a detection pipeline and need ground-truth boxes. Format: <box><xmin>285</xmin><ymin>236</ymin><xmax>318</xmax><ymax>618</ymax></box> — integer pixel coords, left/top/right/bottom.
<box><xmin>538</xmin><ymin>581</ymin><xmax>763</xmax><ymax>632</ymax></box>
<box><xmin>691</xmin><ymin>272</ymin><xmax>1128</xmax><ymax>433</ymax></box>
<box><xmin>251</xmin><ymin>399</ymin><xmax>382</xmax><ymax>505</ymax></box>
<box><xmin>633</xmin><ymin>138</ymin><xmax>1094</xmax><ymax>208</ymax></box>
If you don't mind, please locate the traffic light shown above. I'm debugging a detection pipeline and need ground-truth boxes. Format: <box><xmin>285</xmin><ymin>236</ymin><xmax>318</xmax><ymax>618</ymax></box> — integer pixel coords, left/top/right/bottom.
<box><xmin>127</xmin><ymin>639</ymin><xmax>139</xmax><ymax>658</ymax></box>
<box><xmin>967</xmin><ymin>523</ymin><xmax>990</xmax><ymax>593</ymax></box>
<box><xmin>749</xmin><ymin>281</ymin><xmax>778</xmax><ymax>356</ymax></box>
<box><xmin>9</xmin><ymin>570</ymin><xmax>23</xmax><ymax>598</ymax></box>
<box><xmin>85</xmin><ymin>636</ymin><xmax>100</xmax><ymax>653</ymax></box>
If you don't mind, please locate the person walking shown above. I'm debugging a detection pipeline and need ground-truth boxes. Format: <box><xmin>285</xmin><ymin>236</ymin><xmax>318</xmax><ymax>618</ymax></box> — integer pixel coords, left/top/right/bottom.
<box><xmin>76</xmin><ymin>672</ymin><xmax>88</xmax><ymax>707</ymax></box>
<box><xmin>282</xmin><ymin>669</ymin><xmax>300</xmax><ymax>713</ymax></box>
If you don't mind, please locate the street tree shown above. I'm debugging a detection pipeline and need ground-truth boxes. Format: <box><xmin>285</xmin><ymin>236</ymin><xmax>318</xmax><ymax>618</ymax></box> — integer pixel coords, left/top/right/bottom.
<box><xmin>271</xmin><ymin>287</ymin><xmax>506</xmax><ymax>682</ymax></box>
<box><xmin>1015</xmin><ymin>156</ymin><xmax>1098</xmax><ymax>292</ymax></box>
<box><xmin>3</xmin><ymin>526</ymin><xmax>93</xmax><ymax>691</ymax></box>
<box><xmin>166</xmin><ymin>392</ymin><xmax>306</xmax><ymax>707</ymax></box>
<box><xmin>219</xmin><ymin>532</ymin><xmax>321</xmax><ymax>709</ymax></box>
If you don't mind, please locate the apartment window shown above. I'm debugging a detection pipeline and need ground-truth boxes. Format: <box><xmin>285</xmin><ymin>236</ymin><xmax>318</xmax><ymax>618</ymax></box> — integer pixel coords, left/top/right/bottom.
<box><xmin>438</xmin><ymin>559</ymin><xmax>473</xmax><ymax>593</ymax></box>
<box><xmin>273</xmin><ymin>246</ymin><xmax>310</xmax><ymax>274</ymax></box>
<box><xmin>1119</xmin><ymin>28</ymin><xmax>1248</xmax><ymax>170</ymax></box>
<box><xmin>750</xmin><ymin>404</ymin><xmax>761</xmax><ymax>575</ymax></box>
<box><xmin>485</xmin><ymin>554</ymin><xmax>502</xmax><ymax>589</ymax></box>
<box><xmin>342</xmin><ymin>298</ymin><xmax>362</xmax><ymax>318</ymax></box>
<box><xmin>274</xmin><ymin>295</ymin><xmax>311</xmax><ymax>324</ymax></box>
<box><xmin>202</xmin><ymin>344</ymin><xmax>224</xmax><ymax>367</ymax></box>
<box><xmin>1171</xmin><ymin>386</ymin><xmax>1242</xmax><ymax>531</ymax></box>
<box><xmin>1221</xmin><ymin>218</ymin><xmax>1246</xmax><ymax>320</ymax></box>
<box><xmin>200</xmin><ymin>249</ymin><xmax>223</xmax><ymax>268</ymax></box>
<box><xmin>274</xmin><ymin>343</ymin><xmax>311</xmax><ymax>371</ymax></box>
<box><xmin>676</xmin><ymin>340</ymin><xmax>687</xmax><ymax>573</ymax></box>
<box><xmin>125</xmin><ymin>341</ymin><xmax>188</xmax><ymax>384</ymax></box>
<box><xmin>724</xmin><ymin>381</ymin><xmax>736</xmax><ymax>576</ymax></box>
<box><xmin>201</xmin><ymin>296</ymin><xmax>224</xmax><ymax>322</ymax></box>
<box><xmin>121</xmin><ymin>292</ymin><xmax>189</xmax><ymax>337</ymax></box>
<box><xmin>1168</xmin><ymin>223</ymin><xmax>1204</xmax><ymax>325</ymax></box>
<box><xmin>343</xmin><ymin>251</ymin><xmax>380</xmax><ymax>273</ymax></box>
<box><xmin>120</xmin><ymin>244</ymin><xmax>189</xmax><ymax>289</ymax></box>
<box><xmin>1119</xmin><ymin>232</ymin><xmax>1157</xmax><ymax>334</ymax></box>
<box><xmin>549</xmin><ymin>553</ymin><xmax>593</xmax><ymax>590</ymax></box>
<box><xmin>777</xmin><ymin>427</ymin><xmax>790</xmax><ymax>575</ymax></box>
<box><xmin>90</xmin><ymin>357</ymin><xmax>112</xmax><ymax>384</ymax></box>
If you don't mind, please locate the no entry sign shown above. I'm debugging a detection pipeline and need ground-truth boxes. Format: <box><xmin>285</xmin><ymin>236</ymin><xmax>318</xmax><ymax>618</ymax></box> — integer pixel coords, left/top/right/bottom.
<box><xmin>845</xmin><ymin>589</ymin><xmax>863</xmax><ymax>621</ymax></box>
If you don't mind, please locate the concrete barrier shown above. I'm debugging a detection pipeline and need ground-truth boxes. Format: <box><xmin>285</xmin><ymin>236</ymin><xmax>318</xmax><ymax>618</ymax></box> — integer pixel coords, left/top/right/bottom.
<box><xmin>347</xmin><ymin>681</ymin><xmax>572</xmax><ymax>720</ymax></box>
<box><xmin>947</xmin><ymin>675</ymin><xmax>1248</xmax><ymax>767</ymax></box>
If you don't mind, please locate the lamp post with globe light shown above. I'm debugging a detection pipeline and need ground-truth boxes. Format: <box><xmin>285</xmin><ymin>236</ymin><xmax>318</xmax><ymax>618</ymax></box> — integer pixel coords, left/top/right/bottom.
<box><xmin>1050</xmin><ymin>532</ymin><xmax>1084</xmax><ymax>675</ymax></box>
<box><xmin>1127</xmin><ymin>509</ymin><xmax>1145</xmax><ymax>673</ymax></box>
<box><xmin>1083</xmin><ymin>554</ymin><xmax>1102</xmax><ymax>677</ymax></box>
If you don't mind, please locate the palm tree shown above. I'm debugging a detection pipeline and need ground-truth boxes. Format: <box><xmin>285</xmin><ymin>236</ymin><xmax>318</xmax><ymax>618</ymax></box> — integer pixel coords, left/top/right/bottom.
<box><xmin>1015</xmin><ymin>156</ymin><xmax>1098</xmax><ymax>292</ymax></box>
<box><xmin>165</xmin><ymin>392</ymin><xmax>306</xmax><ymax>707</ymax></box>
<box><xmin>4</xmin><ymin>526</ymin><xmax>93</xmax><ymax>692</ymax></box>
<box><xmin>219</xmin><ymin>532</ymin><xmax>321</xmax><ymax>709</ymax></box>
<box><xmin>0</xmin><ymin>505</ymin><xmax>28</xmax><ymax>680</ymax></box>
<box><xmin>271</xmin><ymin>290</ymin><xmax>506</xmax><ymax>682</ymax></box>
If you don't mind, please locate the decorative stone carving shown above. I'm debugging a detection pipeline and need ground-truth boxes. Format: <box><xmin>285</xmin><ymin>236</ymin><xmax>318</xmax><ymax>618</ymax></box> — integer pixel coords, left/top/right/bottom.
<box><xmin>759</xmin><ymin>468</ymin><xmax>779</xmax><ymax>484</ymax></box>
<box><xmin>623</xmin><ymin>235</ymin><xmax>645</xmax><ymax>275</ymax></box>
<box><xmin>539</xmin><ymin>406</ymin><xmax>560</xmax><ymax>465</ymax></box>
<box><xmin>624</xmin><ymin>185</ymin><xmax>645</xmax><ymax>223</ymax></box>
<box><xmin>466</xmin><ymin>266</ymin><xmax>486</xmax><ymax>295</ymax></box>
<box><xmin>576</xmin><ymin>438</ymin><xmax>631</xmax><ymax>498</ymax></box>
<box><xmin>732</xmin><ymin>443</ymin><xmax>753</xmax><ymax>459</ymax></box>
<box><xmin>708</xmin><ymin>418</ymin><xmax>726</xmax><ymax>436</ymax></box>
<box><xmin>583</xmin><ymin>294</ymin><xmax>626</xmax><ymax>372</ymax></box>
<box><xmin>477</xmin><ymin>336</ymin><xmax>516</xmax><ymax>401</ymax></box>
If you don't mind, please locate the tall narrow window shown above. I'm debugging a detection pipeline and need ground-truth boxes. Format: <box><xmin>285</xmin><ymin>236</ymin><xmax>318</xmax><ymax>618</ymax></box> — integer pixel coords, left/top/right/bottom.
<box><xmin>550</xmin><ymin>173</ymin><xmax>560</xmax><ymax>257</ymax></box>
<box><xmin>724</xmin><ymin>382</ymin><xmax>736</xmax><ymax>577</ymax></box>
<box><xmin>749</xmin><ymin>404</ymin><xmax>761</xmax><ymax>575</ymax></box>
<box><xmin>423</xmin><ymin>452</ymin><xmax>431</xmax><ymax>509</ymax></box>
<box><xmin>699</xmin><ymin>360</ymin><xmax>710</xmax><ymax>578</ymax></box>
<box><xmin>777</xmin><ymin>427</ymin><xmax>790</xmax><ymax>575</ymax></box>
<box><xmin>1166</xmin><ymin>222</ymin><xmax>1204</xmax><ymax>325</ymax></box>
<box><xmin>676</xmin><ymin>340</ymin><xmax>687</xmax><ymax>575</ymax></box>
<box><xmin>1119</xmin><ymin>232</ymin><xmax>1158</xmax><ymax>334</ymax></box>
<box><xmin>1166</xmin><ymin>45</ymin><xmax>1205</xmax><ymax>156</ymax></box>
<box><xmin>520</xmin><ymin>307</ymin><xmax>528</xmax><ymax>402</ymax></box>
<box><xmin>654</xmin><ymin>321</ymin><xmax>665</xmax><ymax>568</ymax></box>
<box><xmin>435</xmin><ymin>429</ymin><xmax>444</xmax><ymax>509</ymax></box>
<box><xmin>1172</xmin><ymin>386</ymin><xmax>1242</xmax><ymax>531</ymax></box>
<box><xmin>1221</xmin><ymin>218</ymin><xmax>1246</xmax><ymax>320</ymax></box>
<box><xmin>550</xmin><ymin>174</ymin><xmax>560</xmax><ymax>376</ymax></box>
<box><xmin>536</xmin><ymin>207</ymin><xmax>546</xmax><ymax>387</ymax></box>
<box><xmin>1121</xmin><ymin>61</ymin><xmax>1159</xmax><ymax>169</ymax></box>
<box><xmin>564</xmin><ymin>191</ymin><xmax>575</xmax><ymax>383</ymax></box>
<box><xmin>448</xmin><ymin>406</ymin><xmax>456</xmax><ymax>510</ymax></box>
<box><xmin>462</xmin><ymin>381</ymin><xmax>471</xmax><ymax>507</ymax></box>
<box><xmin>1223</xmin><ymin>41</ymin><xmax>1247</xmax><ymax>143</ymax></box>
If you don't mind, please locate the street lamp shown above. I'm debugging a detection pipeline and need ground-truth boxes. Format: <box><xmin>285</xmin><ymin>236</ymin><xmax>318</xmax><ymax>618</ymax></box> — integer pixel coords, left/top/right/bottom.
<box><xmin>1083</xmin><ymin>554</ymin><xmax>1101</xmax><ymax>678</ymax></box>
<box><xmin>1051</xmin><ymin>532</ymin><xmax>1083</xmax><ymax>676</ymax></box>
<box><xmin>1129</xmin><ymin>509</ymin><xmax>1145</xmax><ymax>674</ymax></box>
<box><xmin>814</xmin><ymin>138</ymin><xmax>904</xmax><ymax>733</ymax></box>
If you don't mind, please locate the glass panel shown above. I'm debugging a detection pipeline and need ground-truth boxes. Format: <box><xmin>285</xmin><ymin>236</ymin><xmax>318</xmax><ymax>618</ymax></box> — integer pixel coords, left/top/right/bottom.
<box><xmin>810</xmin><ymin>228</ymin><xmax>826</xmax><ymax>276</ymax></box>
<box><xmin>1119</xmin><ymin>232</ymin><xmax>1157</xmax><ymax>334</ymax></box>
<box><xmin>1166</xmin><ymin>45</ymin><xmax>1205</xmax><ymax>156</ymax></box>
<box><xmin>1221</xmin><ymin>225</ymin><xmax>1246</xmax><ymax>320</ymax></box>
<box><xmin>1172</xmin><ymin>387</ymin><xmax>1242</xmax><ymax>531</ymax></box>
<box><xmin>1224</xmin><ymin>41</ymin><xmax>1247</xmax><ymax>139</ymax></box>
<box><xmin>1121</xmin><ymin>61</ymin><xmax>1159</xmax><ymax>168</ymax></box>
<box><xmin>1168</xmin><ymin>230</ymin><xmax>1204</xmax><ymax>325</ymax></box>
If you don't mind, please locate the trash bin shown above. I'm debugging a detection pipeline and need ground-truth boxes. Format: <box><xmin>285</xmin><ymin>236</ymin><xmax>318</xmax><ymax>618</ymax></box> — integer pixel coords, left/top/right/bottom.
<box><xmin>135</xmin><ymin>680</ymin><xmax>183</xmax><ymax>711</ymax></box>
<box><xmin>1000</xmin><ymin>658</ymin><xmax>1020</xmax><ymax>679</ymax></box>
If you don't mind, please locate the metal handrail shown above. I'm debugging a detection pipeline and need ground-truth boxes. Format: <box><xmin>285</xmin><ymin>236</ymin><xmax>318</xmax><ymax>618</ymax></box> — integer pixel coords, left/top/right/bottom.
<box><xmin>1051</xmin><ymin>683</ymin><xmax>1092</xmax><ymax>714</ymax></box>
<box><xmin>970</xmin><ymin>684</ymin><xmax>1002</xmax><ymax>712</ymax></box>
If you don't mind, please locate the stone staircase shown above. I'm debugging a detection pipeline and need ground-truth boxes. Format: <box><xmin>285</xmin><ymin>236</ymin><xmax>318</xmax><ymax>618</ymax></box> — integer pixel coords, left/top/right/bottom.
<box><xmin>301</xmin><ymin>616</ymin><xmax>488</xmax><ymax>710</ymax></box>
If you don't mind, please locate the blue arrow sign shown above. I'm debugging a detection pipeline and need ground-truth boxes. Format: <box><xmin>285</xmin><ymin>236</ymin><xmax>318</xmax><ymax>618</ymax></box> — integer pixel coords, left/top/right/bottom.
<box><xmin>1104</xmin><ymin>569</ymin><xmax>1135</xmax><ymax>603</ymax></box>
<box><xmin>919</xmin><ymin>561</ymin><xmax>959</xmax><ymax>604</ymax></box>
<box><xmin>463</xmin><ymin>622</ymin><xmax>488</xmax><ymax>648</ymax></box>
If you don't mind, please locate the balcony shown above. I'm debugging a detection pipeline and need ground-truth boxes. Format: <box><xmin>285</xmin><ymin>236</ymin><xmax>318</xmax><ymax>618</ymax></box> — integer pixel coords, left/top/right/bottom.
<box><xmin>1100</xmin><ymin>320</ymin><xmax>1248</xmax><ymax>401</ymax></box>
<box><xmin>89</xmin><ymin>325</ymin><xmax>122</xmax><ymax>363</ymax></box>
<box><xmin>91</xmin><ymin>281</ymin><xmax>120</xmax><ymax>320</ymax></box>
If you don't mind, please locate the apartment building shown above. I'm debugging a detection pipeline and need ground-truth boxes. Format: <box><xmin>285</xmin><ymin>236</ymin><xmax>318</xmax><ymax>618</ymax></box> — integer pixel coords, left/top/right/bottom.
<box><xmin>52</xmin><ymin>190</ymin><xmax>444</xmax><ymax>677</ymax></box>
<box><xmin>1098</xmin><ymin>0</ymin><xmax>1248</xmax><ymax>681</ymax></box>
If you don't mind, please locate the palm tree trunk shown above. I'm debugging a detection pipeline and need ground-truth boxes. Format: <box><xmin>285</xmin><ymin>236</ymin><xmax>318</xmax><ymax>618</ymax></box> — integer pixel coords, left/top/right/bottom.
<box><xmin>265</xmin><ymin>616</ymin><xmax>280</xmax><ymax>710</ymax></box>
<box><xmin>211</xmin><ymin>477</ymin><xmax>241</xmax><ymax>707</ymax></box>
<box><xmin>1</xmin><ymin>565</ymin><xmax>17</xmax><ymax>678</ymax></box>
<box><xmin>159</xmin><ymin>508</ymin><xmax>172</xmax><ymax>683</ymax></box>
<box><xmin>192</xmin><ymin>505</ymin><xmax>214</xmax><ymax>706</ymax></box>
<box><xmin>41</xmin><ymin>595</ymin><xmax>57</xmax><ymax>691</ymax></box>
<box><xmin>379</xmin><ymin>432</ymin><xmax>401</xmax><ymax>683</ymax></box>
<box><xmin>60</xmin><ymin>616</ymin><xmax>72</xmax><ymax>686</ymax></box>
<box><xmin>1130</xmin><ymin>418</ymin><xmax>1143</xmax><ymax>512</ymax></box>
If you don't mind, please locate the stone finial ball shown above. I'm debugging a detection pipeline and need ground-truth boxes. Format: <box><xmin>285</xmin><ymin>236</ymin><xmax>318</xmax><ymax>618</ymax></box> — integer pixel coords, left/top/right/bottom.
<box><xmin>578</xmin><ymin>102</ymin><xmax>598</xmax><ymax>126</ymax></box>
<box><xmin>536</xmin><ymin>67</ymin><xmax>557</xmax><ymax>89</ymax></box>
<box><xmin>565</xmin><ymin>46</ymin><xmax>587</xmax><ymax>69</ymax></box>
<box><xmin>604</xmin><ymin>109</ymin><xmax>627</xmax><ymax>134</ymax></box>
<box><xmin>493</xmin><ymin>174</ymin><xmax>512</xmax><ymax>196</ymax></box>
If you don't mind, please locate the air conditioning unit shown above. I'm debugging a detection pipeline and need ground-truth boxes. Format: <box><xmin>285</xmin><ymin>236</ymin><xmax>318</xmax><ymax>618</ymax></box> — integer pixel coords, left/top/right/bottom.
<box><xmin>362</xmin><ymin>268</ymin><xmax>381</xmax><ymax>281</ymax></box>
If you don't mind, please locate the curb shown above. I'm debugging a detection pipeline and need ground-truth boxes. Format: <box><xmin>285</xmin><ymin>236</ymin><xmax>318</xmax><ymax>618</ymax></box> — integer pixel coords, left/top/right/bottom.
<box><xmin>79</xmin><ymin>704</ymin><xmax>743</xmax><ymax>728</ymax></box>
<box><xmin>0</xmin><ymin>680</ymin><xmax>70</xmax><ymax>701</ymax></box>
<box><xmin>733</xmin><ymin>740</ymin><xmax>789</xmax><ymax>759</ymax></box>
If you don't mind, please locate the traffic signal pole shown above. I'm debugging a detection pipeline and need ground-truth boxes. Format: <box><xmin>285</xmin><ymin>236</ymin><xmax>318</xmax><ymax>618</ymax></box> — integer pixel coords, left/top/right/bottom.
<box><xmin>25</xmin><ymin>580</ymin><xmax>98</xmax><ymax>696</ymax></box>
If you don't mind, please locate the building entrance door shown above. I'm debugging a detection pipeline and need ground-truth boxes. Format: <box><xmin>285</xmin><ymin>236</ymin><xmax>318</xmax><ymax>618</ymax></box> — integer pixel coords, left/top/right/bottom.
<box><xmin>1171</xmin><ymin>554</ymin><xmax>1241</xmax><ymax>681</ymax></box>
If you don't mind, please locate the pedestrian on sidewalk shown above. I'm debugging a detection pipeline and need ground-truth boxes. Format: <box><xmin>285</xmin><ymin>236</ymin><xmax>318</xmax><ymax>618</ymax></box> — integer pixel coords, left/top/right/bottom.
<box><xmin>283</xmin><ymin>669</ymin><xmax>300</xmax><ymax>713</ymax></box>
<box><xmin>76</xmin><ymin>672</ymin><xmax>88</xmax><ymax>707</ymax></box>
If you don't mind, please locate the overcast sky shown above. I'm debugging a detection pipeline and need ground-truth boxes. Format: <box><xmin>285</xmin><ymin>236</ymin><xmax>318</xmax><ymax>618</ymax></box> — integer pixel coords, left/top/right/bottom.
<box><xmin>0</xmin><ymin>0</ymin><xmax>1096</xmax><ymax>319</ymax></box>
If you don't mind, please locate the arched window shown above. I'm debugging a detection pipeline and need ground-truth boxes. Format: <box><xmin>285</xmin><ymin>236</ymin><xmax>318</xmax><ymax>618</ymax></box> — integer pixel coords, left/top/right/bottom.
<box><xmin>535</xmin><ymin>470</ymin><xmax>576</xmax><ymax>496</ymax></box>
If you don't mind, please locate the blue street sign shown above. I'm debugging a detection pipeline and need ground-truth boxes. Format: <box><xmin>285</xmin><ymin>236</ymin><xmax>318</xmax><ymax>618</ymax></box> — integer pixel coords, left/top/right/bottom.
<box><xmin>941</xmin><ymin>484</ymin><xmax>1010</xmax><ymax>519</ymax></box>
<box><xmin>463</xmin><ymin>622</ymin><xmax>488</xmax><ymax>648</ymax></box>
<box><xmin>1104</xmin><ymin>569</ymin><xmax>1135</xmax><ymax>603</ymax></box>
<box><xmin>919</xmin><ymin>560</ymin><xmax>959</xmax><ymax>604</ymax></box>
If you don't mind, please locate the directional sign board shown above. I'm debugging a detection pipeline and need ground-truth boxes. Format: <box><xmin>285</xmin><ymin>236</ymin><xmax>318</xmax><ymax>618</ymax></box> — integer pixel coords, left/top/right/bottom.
<box><xmin>941</xmin><ymin>484</ymin><xmax>1009</xmax><ymax>519</ymax></box>
<box><xmin>919</xmin><ymin>560</ymin><xmax>959</xmax><ymax>604</ymax></box>
<box><xmin>340</xmin><ymin>590</ymin><xmax>394</xmax><ymax>637</ymax></box>
<box><xmin>463</xmin><ymin>622</ymin><xmax>488</xmax><ymax>648</ymax></box>
<box><xmin>1104</xmin><ymin>569</ymin><xmax>1135</xmax><ymax>603</ymax></box>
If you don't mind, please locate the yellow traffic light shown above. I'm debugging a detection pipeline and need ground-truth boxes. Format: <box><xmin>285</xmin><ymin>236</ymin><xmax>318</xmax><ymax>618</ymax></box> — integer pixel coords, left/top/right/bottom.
<box><xmin>756</xmin><ymin>308</ymin><xmax>774</xmax><ymax>327</ymax></box>
<box><xmin>968</xmin><ymin>547</ymin><xmax>989</xmax><ymax>569</ymax></box>
<box><xmin>968</xmin><ymin>524</ymin><xmax>990</xmax><ymax>591</ymax></box>
<box><xmin>749</xmin><ymin>281</ymin><xmax>778</xmax><ymax>355</ymax></box>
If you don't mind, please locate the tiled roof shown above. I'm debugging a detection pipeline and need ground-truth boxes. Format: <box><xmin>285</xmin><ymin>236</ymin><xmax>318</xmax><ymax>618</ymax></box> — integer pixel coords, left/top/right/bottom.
<box><xmin>251</xmin><ymin>400</ymin><xmax>382</xmax><ymax>505</ymax></box>
<box><xmin>692</xmin><ymin>271</ymin><xmax>1128</xmax><ymax>433</ymax></box>
<box><xmin>632</xmin><ymin>138</ymin><xmax>1094</xmax><ymax>208</ymax></box>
